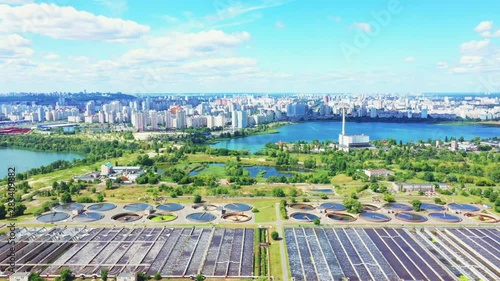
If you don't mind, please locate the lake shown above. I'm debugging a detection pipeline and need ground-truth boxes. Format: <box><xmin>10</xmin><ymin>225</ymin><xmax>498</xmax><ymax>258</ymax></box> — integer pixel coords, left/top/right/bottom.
<box><xmin>0</xmin><ymin>148</ymin><xmax>83</xmax><ymax>178</ymax></box>
<box><xmin>189</xmin><ymin>163</ymin><xmax>295</xmax><ymax>178</ymax></box>
<box><xmin>211</xmin><ymin>121</ymin><xmax>500</xmax><ymax>152</ymax></box>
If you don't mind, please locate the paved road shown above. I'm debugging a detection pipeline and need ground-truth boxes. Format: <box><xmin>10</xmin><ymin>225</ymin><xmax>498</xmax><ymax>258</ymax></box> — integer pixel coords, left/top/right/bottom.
<box><xmin>275</xmin><ymin>202</ymin><xmax>289</xmax><ymax>281</ymax></box>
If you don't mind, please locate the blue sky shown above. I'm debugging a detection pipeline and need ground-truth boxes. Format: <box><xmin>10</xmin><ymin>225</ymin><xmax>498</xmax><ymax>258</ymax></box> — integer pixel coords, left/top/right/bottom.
<box><xmin>0</xmin><ymin>0</ymin><xmax>499</xmax><ymax>93</ymax></box>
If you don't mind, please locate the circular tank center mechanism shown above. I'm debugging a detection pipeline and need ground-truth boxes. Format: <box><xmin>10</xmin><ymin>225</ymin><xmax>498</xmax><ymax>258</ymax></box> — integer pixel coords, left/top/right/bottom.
<box><xmin>87</xmin><ymin>203</ymin><xmax>117</xmax><ymax>212</ymax></box>
<box><xmin>222</xmin><ymin>212</ymin><xmax>252</xmax><ymax>222</ymax></box>
<box><xmin>395</xmin><ymin>212</ymin><xmax>428</xmax><ymax>223</ymax></box>
<box><xmin>148</xmin><ymin>212</ymin><xmax>178</xmax><ymax>222</ymax></box>
<box><xmin>362</xmin><ymin>204</ymin><xmax>380</xmax><ymax>211</ymax></box>
<box><xmin>289</xmin><ymin>203</ymin><xmax>315</xmax><ymax>210</ymax></box>
<box><xmin>37</xmin><ymin>212</ymin><xmax>70</xmax><ymax>223</ymax></box>
<box><xmin>186</xmin><ymin>212</ymin><xmax>217</xmax><ymax>222</ymax></box>
<box><xmin>192</xmin><ymin>204</ymin><xmax>218</xmax><ymax>211</ymax></box>
<box><xmin>224</xmin><ymin>203</ymin><xmax>253</xmax><ymax>212</ymax></box>
<box><xmin>325</xmin><ymin>212</ymin><xmax>356</xmax><ymax>222</ymax></box>
<box><xmin>123</xmin><ymin>203</ymin><xmax>152</xmax><ymax>212</ymax></box>
<box><xmin>290</xmin><ymin>212</ymin><xmax>319</xmax><ymax>222</ymax></box>
<box><xmin>157</xmin><ymin>203</ymin><xmax>184</xmax><ymax>212</ymax></box>
<box><xmin>359</xmin><ymin>212</ymin><xmax>391</xmax><ymax>222</ymax></box>
<box><xmin>111</xmin><ymin>213</ymin><xmax>142</xmax><ymax>222</ymax></box>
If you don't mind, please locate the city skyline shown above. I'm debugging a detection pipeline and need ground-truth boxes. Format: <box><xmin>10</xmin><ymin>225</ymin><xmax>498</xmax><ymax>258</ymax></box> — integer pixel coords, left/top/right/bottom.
<box><xmin>0</xmin><ymin>0</ymin><xmax>499</xmax><ymax>93</ymax></box>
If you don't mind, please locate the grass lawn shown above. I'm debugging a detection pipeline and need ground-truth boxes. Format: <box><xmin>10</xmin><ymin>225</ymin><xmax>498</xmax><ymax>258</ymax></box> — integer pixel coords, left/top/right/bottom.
<box><xmin>269</xmin><ymin>239</ymin><xmax>283</xmax><ymax>280</ymax></box>
<box><xmin>252</xmin><ymin>199</ymin><xmax>278</xmax><ymax>223</ymax></box>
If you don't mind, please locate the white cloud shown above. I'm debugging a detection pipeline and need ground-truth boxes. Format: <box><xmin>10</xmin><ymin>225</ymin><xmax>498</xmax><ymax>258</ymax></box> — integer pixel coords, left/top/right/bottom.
<box><xmin>460</xmin><ymin>39</ymin><xmax>490</xmax><ymax>54</ymax></box>
<box><xmin>474</xmin><ymin>21</ymin><xmax>493</xmax><ymax>33</ymax></box>
<box><xmin>0</xmin><ymin>3</ymin><xmax>150</xmax><ymax>42</ymax></box>
<box><xmin>404</xmin><ymin>57</ymin><xmax>414</xmax><ymax>63</ymax></box>
<box><xmin>0</xmin><ymin>34</ymin><xmax>33</xmax><ymax>59</ymax></box>
<box><xmin>275</xmin><ymin>21</ymin><xmax>285</xmax><ymax>29</ymax></box>
<box><xmin>0</xmin><ymin>0</ymin><xmax>33</xmax><ymax>4</ymax></box>
<box><xmin>460</xmin><ymin>56</ymin><xmax>483</xmax><ymax>65</ymax></box>
<box><xmin>352</xmin><ymin>22</ymin><xmax>372</xmax><ymax>33</ymax></box>
<box><xmin>480</xmin><ymin>30</ymin><xmax>500</xmax><ymax>38</ymax></box>
<box><xmin>184</xmin><ymin>57</ymin><xmax>257</xmax><ymax>69</ymax></box>
<box><xmin>43</xmin><ymin>52</ymin><xmax>59</xmax><ymax>60</ymax></box>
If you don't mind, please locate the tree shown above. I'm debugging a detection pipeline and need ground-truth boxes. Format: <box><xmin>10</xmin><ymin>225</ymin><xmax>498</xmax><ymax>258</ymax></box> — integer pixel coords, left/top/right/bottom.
<box><xmin>28</xmin><ymin>273</ymin><xmax>45</xmax><ymax>281</ymax></box>
<box><xmin>56</xmin><ymin>268</ymin><xmax>72</xmax><ymax>281</ymax></box>
<box><xmin>313</xmin><ymin>217</ymin><xmax>321</xmax><ymax>225</ymax></box>
<box><xmin>193</xmin><ymin>195</ymin><xmax>202</xmax><ymax>203</ymax></box>
<box><xmin>101</xmin><ymin>269</ymin><xmax>108</xmax><ymax>281</ymax></box>
<box><xmin>13</xmin><ymin>203</ymin><xmax>27</xmax><ymax>217</ymax></box>
<box><xmin>195</xmin><ymin>274</ymin><xmax>206</xmax><ymax>281</ymax></box>
<box><xmin>105</xmin><ymin>179</ymin><xmax>113</xmax><ymax>190</ymax></box>
<box><xmin>60</xmin><ymin>192</ymin><xmax>72</xmax><ymax>203</ymax></box>
<box><xmin>343</xmin><ymin>198</ymin><xmax>362</xmax><ymax>213</ymax></box>
<box><xmin>410</xmin><ymin>200</ymin><xmax>422</xmax><ymax>212</ymax></box>
<box><xmin>271</xmin><ymin>231</ymin><xmax>279</xmax><ymax>240</ymax></box>
<box><xmin>0</xmin><ymin>205</ymin><xmax>6</xmax><ymax>220</ymax></box>
<box><xmin>272</xmin><ymin>187</ymin><xmax>285</xmax><ymax>197</ymax></box>
<box><xmin>154</xmin><ymin>273</ymin><xmax>161</xmax><ymax>280</ymax></box>
<box><xmin>383</xmin><ymin>193</ymin><xmax>395</xmax><ymax>202</ymax></box>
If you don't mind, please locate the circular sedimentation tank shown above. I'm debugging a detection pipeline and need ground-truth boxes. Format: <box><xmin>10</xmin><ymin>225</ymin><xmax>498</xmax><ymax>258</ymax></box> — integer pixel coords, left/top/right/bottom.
<box><xmin>111</xmin><ymin>213</ymin><xmax>142</xmax><ymax>222</ymax></box>
<box><xmin>53</xmin><ymin>203</ymin><xmax>84</xmax><ymax>212</ymax></box>
<box><xmin>420</xmin><ymin>203</ymin><xmax>446</xmax><ymax>211</ymax></box>
<box><xmin>123</xmin><ymin>203</ymin><xmax>152</xmax><ymax>212</ymax></box>
<box><xmin>359</xmin><ymin>212</ymin><xmax>391</xmax><ymax>222</ymax></box>
<box><xmin>87</xmin><ymin>203</ymin><xmax>117</xmax><ymax>212</ymax></box>
<box><xmin>448</xmin><ymin>203</ymin><xmax>480</xmax><ymax>212</ymax></box>
<box><xmin>362</xmin><ymin>204</ymin><xmax>380</xmax><ymax>211</ymax></box>
<box><xmin>325</xmin><ymin>212</ymin><xmax>356</xmax><ymax>222</ymax></box>
<box><xmin>157</xmin><ymin>203</ymin><xmax>184</xmax><ymax>212</ymax></box>
<box><xmin>186</xmin><ymin>212</ymin><xmax>217</xmax><ymax>223</ymax></box>
<box><xmin>428</xmin><ymin>212</ymin><xmax>462</xmax><ymax>223</ymax></box>
<box><xmin>395</xmin><ymin>212</ymin><xmax>428</xmax><ymax>223</ymax></box>
<box><xmin>193</xmin><ymin>204</ymin><xmax>218</xmax><ymax>211</ymax></box>
<box><xmin>37</xmin><ymin>212</ymin><xmax>70</xmax><ymax>223</ymax></box>
<box><xmin>383</xmin><ymin>203</ymin><xmax>413</xmax><ymax>212</ymax></box>
<box><xmin>290</xmin><ymin>212</ymin><xmax>319</xmax><ymax>222</ymax></box>
<box><xmin>72</xmin><ymin>212</ymin><xmax>104</xmax><ymax>222</ymax></box>
<box><xmin>222</xmin><ymin>212</ymin><xmax>252</xmax><ymax>223</ymax></box>
<box><xmin>289</xmin><ymin>203</ymin><xmax>315</xmax><ymax>211</ymax></box>
<box><xmin>148</xmin><ymin>212</ymin><xmax>178</xmax><ymax>222</ymax></box>
<box><xmin>224</xmin><ymin>203</ymin><xmax>253</xmax><ymax>212</ymax></box>
<box><xmin>464</xmin><ymin>213</ymin><xmax>499</xmax><ymax>223</ymax></box>
<box><xmin>318</xmin><ymin>203</ymin><xmax>346</xmax><ymax>211</ymax></box>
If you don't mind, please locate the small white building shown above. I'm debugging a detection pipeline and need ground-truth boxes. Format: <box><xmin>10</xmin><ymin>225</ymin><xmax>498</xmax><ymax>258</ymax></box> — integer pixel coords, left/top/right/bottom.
<box><xmin>117</xmin><ymin>272</ymin><xmax>137</xmax><ymax>281</ymax></box>
<box><xmin>9</xmin><ymin>272</ymin><xmax>31</xmax><ymax>281</ymax></box>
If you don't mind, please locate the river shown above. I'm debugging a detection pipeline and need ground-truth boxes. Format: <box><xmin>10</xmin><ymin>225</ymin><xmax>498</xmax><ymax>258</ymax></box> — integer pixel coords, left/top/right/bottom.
<box><xmin>211</xmin><ymin>121</ymin><xmax>500</xmax><ymax>153</ymax></box>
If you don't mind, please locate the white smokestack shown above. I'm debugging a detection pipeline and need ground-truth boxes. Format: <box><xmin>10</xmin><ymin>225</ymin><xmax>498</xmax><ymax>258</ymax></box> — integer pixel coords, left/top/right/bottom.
<box><xmin>342</xmin><ymin>107</ymin><xmax>346</xmax><ymax>135</ymax></box>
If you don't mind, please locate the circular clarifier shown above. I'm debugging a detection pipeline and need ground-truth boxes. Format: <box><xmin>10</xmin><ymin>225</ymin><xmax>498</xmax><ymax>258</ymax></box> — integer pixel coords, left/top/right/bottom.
<box><xmin>148</xmin><ymin>212</ymin><xmax>178</xmax><ymax>222</ymax></box>
<box><xmin>395</xmin><ymin>212</ymin><xmax>428</xmax><ymax>223</ymax></box>
<box><xmin>53</xmin><ymin>203</ymin><xmax>84</xmax><ymax>212</ymax></box>
<box><xmin>72</xmin><ymin>212</ymin><xmax>104</xmax><ymax>222</ymax></box>
<box><xmin>186</xmin><ymin>212</ymin><xmax>217</xmax><ymax>223</ymax></box>
<box><xmin>222</xmin><ymin>212</ymin><xmax>252</xmax><ymax>222</ymax></box>
<box><xmin>362</xmin><ymin>204</ymin><xmax>380</xmax><ymax>211</ymax></box>
<box><xmin>157</xmin><ymin>203</ymin><xmax>184</xmax><ymax>212</ymax></box>
<box><xmin>290</xmin><ymin>212</ymin><xmax>319</xmax><ymax>222</ymax></box>
<box><xmin>326</xmin><ymin>212</ymin><xmax>356</xmax><ymax>222</ymax></box>
<box><xmin>318</xmin><ymin>203</ymin><xmax>346</xmax><ymax>211</ymax></box>
<box><xmin>448</xmin><ymin>203</ymin><xmax>480</xmax><ymax>212</ymax></box>
<box><xmin>111</xmin><ymin>213</ymin><xmax>142</xmax><ymax>222</ymax></box>
<box><xmin>359</xmin><ymin>212</ymin><xmax>391</xmax><ymax>222</ymax></box>
<box><xmin>224</xmin><ymin>203</ymin><xmax>253</xmax><ymax>212</ymax></box>
<box><xmin>383</xmin><ymin>203</ymin><xmax>413</xmax><ymax>211</ymax></box>
<box><xmin>420</xmin><ymin>203</ymin><xmax>446</xmax><ymax>211</ymax></box>
<box><xmin>428</xmin><ymin>212</ymin><xmax>462</xmax><ymax>223</ymax></box>
<box><xmin>289</xmin><ymin>203</ymin><xmax>315</xmax><ymax>210</ymax></box>
<box><xmin>37</xmin><ymin>212</ymin><xmax>70</xmax><ymax>223</ymax></box>
<box><xmin>87</xmin><ymin>203</ymin><xmax>117</xmax><ymax>212</ymax></box>
<box><xmin>123</xmin><ymin>203</ymin><xmax>152</xmax><ymax>212</ymax></box>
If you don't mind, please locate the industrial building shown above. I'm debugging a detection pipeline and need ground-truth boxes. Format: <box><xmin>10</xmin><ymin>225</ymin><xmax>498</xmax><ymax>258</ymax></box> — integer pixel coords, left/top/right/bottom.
<box><xmin>338</xmin><ymin>108</ymin><xmax>370</xmax><ymax>151</ymax></box>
